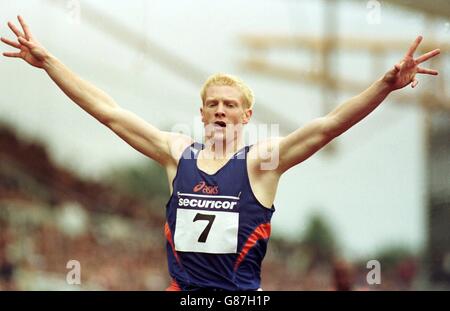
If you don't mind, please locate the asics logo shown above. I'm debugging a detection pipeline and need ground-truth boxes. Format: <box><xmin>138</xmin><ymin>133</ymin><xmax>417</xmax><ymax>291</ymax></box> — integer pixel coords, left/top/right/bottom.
<box><xmin>193</xmin><ymin>181</ymin><xmax>219</xmax><ymax>194</ymax></box>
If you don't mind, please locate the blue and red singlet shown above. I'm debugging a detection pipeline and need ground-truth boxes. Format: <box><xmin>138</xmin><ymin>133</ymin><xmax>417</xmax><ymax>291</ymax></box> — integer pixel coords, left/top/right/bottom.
<box><xmin>165</xmin><ymin>142</ymin><xmax>275</xmax><ymax>291</ymax></box>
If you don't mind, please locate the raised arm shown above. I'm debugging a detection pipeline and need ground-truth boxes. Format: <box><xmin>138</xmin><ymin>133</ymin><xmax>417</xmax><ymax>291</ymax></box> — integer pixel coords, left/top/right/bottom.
<box><xmin>272</xmin><ymin>35</ymin><xmax>440</xmax><ymax>174</ymax></box>
<box><xmin>1</xmin><ymin>15</ymin><xmax>192</xmax><ymax>167</ymax></box>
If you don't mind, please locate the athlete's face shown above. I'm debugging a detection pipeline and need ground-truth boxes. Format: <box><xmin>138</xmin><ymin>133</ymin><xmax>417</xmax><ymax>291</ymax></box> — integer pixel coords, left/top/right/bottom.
<box><xmin>200</xmin><ymin>85</ymin><xmax>252</xmax><ymax>142</ymax></box>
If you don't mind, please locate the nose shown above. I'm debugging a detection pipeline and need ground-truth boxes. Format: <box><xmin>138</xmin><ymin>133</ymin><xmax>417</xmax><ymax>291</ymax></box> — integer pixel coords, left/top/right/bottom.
<box><xmin>214</xmin><ymin>102</ymin><xmax>226</xmax><ymax>118</ymax></box>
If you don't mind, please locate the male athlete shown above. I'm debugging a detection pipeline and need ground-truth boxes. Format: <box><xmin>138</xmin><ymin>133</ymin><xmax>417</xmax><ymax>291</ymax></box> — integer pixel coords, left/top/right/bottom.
<box><xmin>1</xmin><ymin>16</ymin><xmax>440</xmax><ymax>290</ymax></box>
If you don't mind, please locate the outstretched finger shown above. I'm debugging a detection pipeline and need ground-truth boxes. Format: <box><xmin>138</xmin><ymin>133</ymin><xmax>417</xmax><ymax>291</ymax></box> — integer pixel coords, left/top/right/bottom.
<box><xmin>415</xmin><ymin>49</ymin><xmax>440</xmax><ymax>64</ymax></box>
<box><xmin>7</xmin><ymin>21</ymin><xmax>25</xmax><ymax>38</ymax></box>
<box><xmin>411</xmin><ymin>78</ymin><xmax>419</xmax><ymax>88</ymax></box>
<box><xmin>0</xmin><ymin>37</ymin><xmax>21</xmax><ymax>49</ymax></box>
<box><xmin>405</xmin><ymin>36</ymin><xmax>422</xmax><ymax>58</ymax></box>
<box><xmin>17</xmin><ymin>15</ymin><xmax>32</xmax><ymax>40</ymax></box>
<box><xmin>417</xmin><ymin>67</ymin><xmax>439</xmax><ymax>75</ymax></box>
<box><xmin>2</xmin><ymin>51</ymin><xmax>22</xmax><ymax>58</ymax></box>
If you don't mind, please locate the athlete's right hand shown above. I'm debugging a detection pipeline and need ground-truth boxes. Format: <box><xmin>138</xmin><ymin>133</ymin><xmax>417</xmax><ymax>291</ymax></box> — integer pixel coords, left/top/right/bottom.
<box><xmin>1</xmin><ymin>15</ymin><xmax>49</xmax><ymax>69</ymax></box>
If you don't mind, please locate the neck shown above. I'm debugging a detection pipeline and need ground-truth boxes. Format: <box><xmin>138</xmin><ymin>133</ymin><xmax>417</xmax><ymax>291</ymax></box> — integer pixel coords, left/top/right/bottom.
<box><xmin>202</xmin><ymin>137</ymin><xmax>244</xmax><ymax>159</ymax></box>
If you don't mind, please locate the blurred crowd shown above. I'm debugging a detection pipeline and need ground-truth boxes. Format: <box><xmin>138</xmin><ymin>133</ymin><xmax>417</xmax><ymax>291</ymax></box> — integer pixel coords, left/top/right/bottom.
<box><xmin>0</xmin><ymin>200</ymin><xmax>168</xmax><ymax>290</ymax></box>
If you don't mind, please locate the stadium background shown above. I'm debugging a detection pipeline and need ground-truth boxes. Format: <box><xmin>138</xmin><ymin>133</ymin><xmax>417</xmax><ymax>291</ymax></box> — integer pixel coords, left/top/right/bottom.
<box><xmin>0</xmin><ymin>0</ymin><xmax>449</xmax><ymax>290</ymax></box>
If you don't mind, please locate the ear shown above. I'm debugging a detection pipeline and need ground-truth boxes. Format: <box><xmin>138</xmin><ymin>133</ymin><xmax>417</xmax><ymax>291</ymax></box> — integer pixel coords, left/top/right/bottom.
<box><xmin>200</xmin><ymin>106</ymin><xmax>205</xmax><ymax>123</ymax></box>
<box><xmin>242</xmin><ymin>108</ymin><xmax>253</xmax><ymax>125</ymax></box>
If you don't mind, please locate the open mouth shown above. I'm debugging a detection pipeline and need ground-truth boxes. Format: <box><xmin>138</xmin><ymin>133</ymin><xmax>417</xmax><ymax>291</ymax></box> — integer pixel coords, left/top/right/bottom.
<box><xmin>214</xmin><ymin>121</ymin><xmax>226</xmax><ymax>128</ymax></box>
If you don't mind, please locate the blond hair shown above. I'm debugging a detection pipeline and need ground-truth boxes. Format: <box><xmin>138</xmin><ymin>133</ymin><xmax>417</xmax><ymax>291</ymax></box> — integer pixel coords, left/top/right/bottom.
<box><xmin>200</xmin><ymin>73</ymin><xmax>255</xmax><ymax>109</ymax></box>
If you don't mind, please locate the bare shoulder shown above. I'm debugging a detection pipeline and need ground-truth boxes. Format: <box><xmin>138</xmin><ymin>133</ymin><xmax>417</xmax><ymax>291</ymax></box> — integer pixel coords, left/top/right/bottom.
<box><xmin>247</xmin><ymin>137</ymin><xmax>284</xmax><ymax>176</ymax></box>
<box><xmin>164</xmin><ymin>132</ymin><xmax>193</xmax><ymax>195</ymax></box>
<box><xmin>164</xmin><ymin>132</ymin><xmax>194</xmax><ymax>167</ymax></box>
<box><xmin>247</xmin><ymin>137</ymin><xmax>283</xmax><ymax>208</ymax></box>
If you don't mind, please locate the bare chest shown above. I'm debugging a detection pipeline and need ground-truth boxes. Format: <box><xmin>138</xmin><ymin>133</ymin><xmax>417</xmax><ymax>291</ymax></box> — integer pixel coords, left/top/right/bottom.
<box><xmin>196</xmin><ymin>157</ymin><xmax>232</xmax><ymax>175</ymax></box>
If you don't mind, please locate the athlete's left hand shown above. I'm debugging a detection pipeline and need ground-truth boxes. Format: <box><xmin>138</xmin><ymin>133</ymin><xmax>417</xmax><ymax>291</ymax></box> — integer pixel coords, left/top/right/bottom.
<box><xmin>382</xmin><ymin>36</ymin><xmax>440</xmax><ymax>90</ymax></box>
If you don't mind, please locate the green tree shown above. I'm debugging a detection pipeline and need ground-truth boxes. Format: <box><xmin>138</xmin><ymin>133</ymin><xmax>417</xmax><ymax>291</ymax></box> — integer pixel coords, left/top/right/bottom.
<box><xmin>302</xmin><ymin>212</ymin><xmax>337</xmax><ymax>266</ymax></box>
<box><xmin>102</xmin><ymin>161</ymin><xmax>169</xmax><ymax>210</ymax></box>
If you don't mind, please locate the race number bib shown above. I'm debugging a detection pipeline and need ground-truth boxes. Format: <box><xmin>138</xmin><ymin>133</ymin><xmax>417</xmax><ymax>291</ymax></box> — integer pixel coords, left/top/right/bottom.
<box><xmin>174</xmin><ymin>193</ymin><xmax>240</xmax><ymax>254</ymax></box>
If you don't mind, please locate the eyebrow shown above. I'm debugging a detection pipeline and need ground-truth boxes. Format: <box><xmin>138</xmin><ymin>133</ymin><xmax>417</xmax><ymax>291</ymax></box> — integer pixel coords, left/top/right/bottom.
<box><xmin>205</xmin><ymin>98</ymin><xmax>239</xmax><ymax>104</ymax></box>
